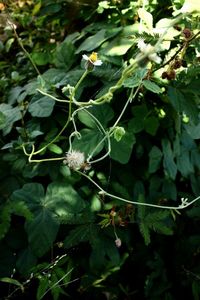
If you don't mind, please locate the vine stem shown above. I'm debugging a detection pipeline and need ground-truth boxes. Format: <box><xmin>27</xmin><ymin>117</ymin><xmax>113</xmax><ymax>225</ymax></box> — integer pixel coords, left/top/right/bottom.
<box><xmin>26</xmin><ymin>70</ymin><xmax>89</xmax><ymax>157</ymax></box>
<box><xmin>77</xmin><ymin>171</ymin><xmax>200</xmax><ymax>211</ymax></box>
<box><xmin>87</xmin><ymin>85</ymin><xmax>141</xmax><ymax>164</ymax></box>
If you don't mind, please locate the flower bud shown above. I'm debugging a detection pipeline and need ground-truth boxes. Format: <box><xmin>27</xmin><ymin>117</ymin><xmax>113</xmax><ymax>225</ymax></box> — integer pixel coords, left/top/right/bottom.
<box><xmin>115</xmin><ymin>238</ymin><xmax>122</xmax><ymax>248</ymax></box>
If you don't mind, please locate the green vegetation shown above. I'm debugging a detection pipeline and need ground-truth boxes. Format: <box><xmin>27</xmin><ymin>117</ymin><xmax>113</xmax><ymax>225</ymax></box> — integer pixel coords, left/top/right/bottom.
<box><xmin>0</xmin><ymin>0</ymin><xmax>200</xmax><ymax>299</ymax></box>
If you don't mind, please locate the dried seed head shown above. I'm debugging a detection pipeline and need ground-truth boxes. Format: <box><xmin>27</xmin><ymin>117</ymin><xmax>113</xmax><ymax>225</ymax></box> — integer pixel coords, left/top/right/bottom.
<box><xmin>161</xmin><ymin>71</ymin><xmax>168</xmax><ymax>79</ymax></box>
<box><xmin>162</xmin><ymin>70</ymin><xmax>176</xmax><ymax>80</ymax></box>
<box><xmin>64</xmin><ymin>150</ymin><xmax>85</xmax><ymax>170</ymax></box>
<box><xmin>182</xmin><ymin>28</ymin><xmax>192</xmax><ymax>39</ymax></box>
<box><xmin>168</xmin><ymin>70</ymin><xmax>176</xmax><ymax>80</ymax></box>
<box><xmin>173</xmin><ymin>58</ymin><xmax>182</xmax><ymax>69</ymax></box>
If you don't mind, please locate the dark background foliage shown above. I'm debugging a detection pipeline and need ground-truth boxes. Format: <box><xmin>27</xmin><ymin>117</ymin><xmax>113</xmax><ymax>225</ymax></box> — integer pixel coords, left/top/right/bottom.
<box><xmin>0</xmin><ymin>0</ymin><xmax>200</xmax><ymax>299</ymax></box>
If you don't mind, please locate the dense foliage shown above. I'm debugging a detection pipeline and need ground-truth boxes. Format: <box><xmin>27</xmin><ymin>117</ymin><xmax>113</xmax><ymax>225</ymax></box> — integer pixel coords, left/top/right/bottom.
<box><xmin>0</xmin><ymin>0</ymin><xmax>200</xmax><ymax>299</ymax></box>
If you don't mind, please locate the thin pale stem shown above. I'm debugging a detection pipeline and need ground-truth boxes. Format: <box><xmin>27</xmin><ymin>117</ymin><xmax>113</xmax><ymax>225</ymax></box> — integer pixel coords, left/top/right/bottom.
<box><xmin>37</xmin><ymin>89</ymin><xmax>69</xmax><ymax>103</ymax></box>
<box><xmin>77</xmin><ymin>171</ymin><xmax>200</xmax><ymax>211</ymax></box>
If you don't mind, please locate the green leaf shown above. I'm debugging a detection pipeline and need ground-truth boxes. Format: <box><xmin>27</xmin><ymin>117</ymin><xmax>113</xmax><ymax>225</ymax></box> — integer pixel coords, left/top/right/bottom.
<box><xmin>128</xmin><ymin>117</ymin><xmax>144</xmax><ymax>133</ymax></box>
<box><xmin>78</xmin><ymin>104</ymin><xmax>114</xmax><ymax>129</ymax></box>
<box><xmin>72</xmin><ymin>128</ymin><xmax>105</xmax><ymax>158</ymax></box>
<box><xmin>110</xmin><ymin>132</ymin><xmax>136</xmax><ymax>164</ymax></box>
<box><xmin>90</xmin><ymin>231</ymin><xmax>120</xmax><ymax>270</ymax></box>
<box><xmin>76</xmin><ymin>29</ymin><xmax>107</xmax><ymax>53</ymax></box>
<box><xmin>0</xmin><ymin>277</ymin><xmax>24</xmax><ymax>291</ymax></box>
<box><xmin>54</xmin><ymin>41</ymin><xmax>75</xmax><ymax>70</ymax></box>
<box><xmin>168</xmin><ymin>87</ymin><xmax>198</xmax><ymax>123</ymax></box>
<box><xmin>45</xmin><ymin>182</ymin><xmax>86</xmax><ymax>217</ymax></box>
<box><xmin>102</xmin><ymin>25</ymin><xmax>137</xmax><ymax>56</ymax></box>
<box><xmin>64</xmin><ymin>224</ymin><xmax>94</xmax><ymax>249</ymax></box>
<box><xmin>40</xmin><ymin>3</ymin><xmax>62</xmax><ymax>14</ymax></box>
<box><xmin>185</xmin><ymin>122</ymin><xmax>200</xmax><ymax>139</ymax></box>
<box><xmin>16</xmin><ymin>248</ymin><xmax>37</xmax><ymax>275</ymax></box>
<box><xmin>177</xmin><ymin>148</ymin><xmax>194</xmax><ymax>177</ymax></box>
<box><xmin>28</xmin><ymin>95</ymin><xmax>55</xmax><ymax>117</ymax></box>
<box><xmin>0</xmin><ymin>104</ymin><xmax>21</xmax><ymax>135</ymax></box>
<box><xmin>90</xmin><ymin>196</ymin><xmax>102</xmax><ymax>212</ymax></box>
<box><xmin>128</xmin><ymin>104</ymin><xmax>149</xmax><ymax>133</ymax></box>
<box><xmin>0</xmin><ymin>112</ymin><xmax>6</xmax><ymax>130</ymax></box>
<box><xmin>143</xmin><ymin>80</ymin><xmax>162</xmax><ymax>94</ymax></box>
<box><xmin>149</xmin><ymin>146</ymin><xmax>163</xmax><ymax>173</ymax></box>
<box><xmin>5</xmin><ymin>38</ymin><xmax>15</xmax><ymax>52</ymax></box>
<box><xmin>48</xmin><ymin>144</ymin><xmax>63</xmax><ymax>154</ymax></box>
<box><xmin>36</xmin><ymin>276</ymin><xmax>49</xmax><ymax>300</ymax></box>
<box><xmin>11</xmin><ymin>182</ymin><xmax>86</xmax><ymax>255</ymax></box>
<box><xmin>162</xmin><ymin>139</ymin><xmax>177</xmax><ymax>180</ymax></box>
<box><xmin>25</xmin><ymin>210</ymin><xmax>59</xmax><ymax>257</ymax></box>
<box><xmin>31</xmin><ymin>51</ymin><xmax>52</xmax><ymax>66</ymax></box>
<box><xmin>146</xmin><ymin>211</ymin><xmax>173</xmax><ymax>235</ymax></box>
<box><xmin>162</xmin><ymin>180</ymin><xmax>177</xmax><ymax>200</ymax></box>
<box><xmin>123</xmin><ymin>68</ymin><xmax>147</xmax><ymax>88</ymax></box>
<box><xmin>137</xmin><ymin>195</ymin><xmax>151</xmax><ymax>246</ymax></box>
<box><xmin>11</xmin><ymin>183</ymin><xmax>45</xmax><ymax>212</ymax></box>
<box><xmin>144</xmin><ymin>116</ymin><xmax>159</xmax><ymax>135</ymax></box>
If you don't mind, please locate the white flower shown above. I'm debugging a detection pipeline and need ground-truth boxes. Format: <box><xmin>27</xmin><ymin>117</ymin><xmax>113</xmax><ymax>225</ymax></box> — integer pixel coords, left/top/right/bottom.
<box><xmin>64</xmin><ymin>150</ymin><xmax>85</xmax><ymax>170</ymax></box>
<box><xmin>82</xmin><ymin>52</ymin><xmax>103</xmax><ymax>66</ymax></box>
<box><xmin>137</xmin><ymin>40</ymin><xmax>161</xmax><ymax>64</ymax></box>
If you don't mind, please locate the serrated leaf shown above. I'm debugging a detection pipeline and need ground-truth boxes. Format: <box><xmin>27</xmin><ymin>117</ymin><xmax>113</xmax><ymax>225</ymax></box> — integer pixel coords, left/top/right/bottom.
<box><xmin>45</xmin><ymin>182</ymin><xmax>86</xmax><ymax>217</ymax></box>
<box><xmin>72</xmin><ymin>128</ymin><xmax>105</xmax><ymax>158</ymax></box>
<box><xmin>162</xmin><ymin>139</ymin><xmax>177</xmax><ymax>180</ymax></box>
<box><xmin>31</xmin><ymin>51</ymin><xmax>52</xmax><ymax>66</ymax></box>
<box><xmin>54</xmin><ymin>41</ymin><xmax>75</xmax><ymax>70</ymax></box>
<box><xmin>185</xmin><ymin>123</ymin><xmax>200</xmax><ymax>139</ymax></box>
<box><xmin>76</xmin><ymin>29</ymin><xmax>107</xmax><ymax>53</ymax></box>
<box><xmin>28</xmin><ymin>95</ymin><xmax>55</xmax><ymax>117</ymax></box>
<box><xmin>149</xmin><ymin>146</ymin><xmax>163</xmax><ymax>173</ymax></box>
<box><xmin>11</xmin><ymin>182</ymin><xmax>86</xmax><ymax>256</ymax></box>
<box><xmin>168</xmin><ymin>87</ymin><xmax>198</xmax><ymax>123</ymax></box>
<box><xmin>78</xmin><ymin>104</ymin><xmax>114</xmax><ymax>129</ymax></box>
<box><xmin>143</xmin><ymin>80</ymin><xmax>162</xmax><ymax>94</ymax></box>
<box><xmin>177</xmin><ymin>148</ymin><xmax>194</xmax><ymax>177</ymax></box>
<box><xmin>64</xmin><ymin>224</ymin><xmax>93</xmax><ymax>249</ymax></box>
<box><xmin>162</xmin><ymin>180</ymin><xmax>177</xmax><ymax>200</ymax></box>
<box><xmin>25</xmin><ymin>210</ymin><xmax>59</xmax><ymax>257</ymax></box>
<box><xmin>11</xmin><ymin>183</ymin><xmax>45</xmax><ymax>211</ymax></box>
<box><xmin>144</xmin><ymin>116</ymin><xmax>159</xmax><ymax>135</ymax></box>
<box><xmin>0</xmin><ymin>104</ymin><xmax>21</xmax><ymax>135</ymax></box>
<box><xmin>102</xmin><ymin>24</ymin><xmax>138</xmax><ymax>56</ymax></box>
<box><xmin>0</xmin><ymin>111</ymin><xmax>6</xmax><ymax>129</ymax></box>
<box><xmin>110</xmin><ymin>132</ymin><xmax>136</xmax><ymax>164</ymax></box>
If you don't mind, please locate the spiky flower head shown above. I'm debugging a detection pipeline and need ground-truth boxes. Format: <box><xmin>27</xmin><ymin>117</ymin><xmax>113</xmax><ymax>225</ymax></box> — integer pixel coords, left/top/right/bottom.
<box><xmin>63</xmin><ymin>150</ymin><xmax>85</xmax><ymax>170</ymax></box>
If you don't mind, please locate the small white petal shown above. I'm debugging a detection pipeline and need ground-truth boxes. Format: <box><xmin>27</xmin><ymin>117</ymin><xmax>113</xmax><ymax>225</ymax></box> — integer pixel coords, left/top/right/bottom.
<box><xmin>148</xmin><ymin>53</ymin><xmax>161</xmax><ymax>64</ymax></box>
<box><xmin>137</xmin><ymin>40</ymin><xmax>147</xmax><ymax>52</ymax></box>
<box><xmin>82</xmin><ymin>54</ymin><xmax>89</xmax><ymax>61</ymax></box>
<box><xmin>93</xmin><ymin>60</ymin><xmax>103</xmax><ymax>66</ymax></box>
